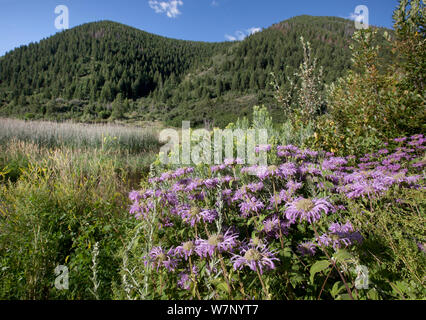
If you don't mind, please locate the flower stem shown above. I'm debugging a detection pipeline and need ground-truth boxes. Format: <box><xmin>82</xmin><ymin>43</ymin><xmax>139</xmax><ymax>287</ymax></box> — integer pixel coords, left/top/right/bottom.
<box><xmin>318</xmin><ymin>266</ymin><xmax>333</xmax><ymax>300</ymax></box>
<box><xmin>311</xmin><ymin>223</ymin><xmax>354</xmax><ymax>300</ymax></box>
<box><xmin>256</xmin><ymin>268</ymin><xmax>271</xmax><ymax>300</ymax></box>
<box><xmin>194</xmin><ymin>224</ymin><xmax>198</xmax><ymax>238</ymax></box>
<box><xmin>203</xmin><ymin>221</ymin><xmax>211</xmax><ymax>237</ymax></box>
<box><xmin>272</xmin><ymin>181</ymin><xmax>285</xmax><ymax>249</ymax></box>
<box><xmin>189</xmin><ymin>257</ymin><xmax>201</xmax><ymax>300</ymax></box>
<box><xmin>217</xmin><ymin>252</ymin><xmax>232</xmax><ymax>299</ymax></box>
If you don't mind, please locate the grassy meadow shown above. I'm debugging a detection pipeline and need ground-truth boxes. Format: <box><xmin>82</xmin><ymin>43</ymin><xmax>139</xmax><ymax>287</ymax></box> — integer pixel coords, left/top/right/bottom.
<box><xmin>0</xmin><ymin>118</ymin><xmax>161</xmax><ymax>299</ymax></box>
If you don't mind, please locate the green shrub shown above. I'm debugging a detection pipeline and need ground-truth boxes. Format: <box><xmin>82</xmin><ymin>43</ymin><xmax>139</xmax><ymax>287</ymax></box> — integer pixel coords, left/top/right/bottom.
<box><xmin>312</xmin><ymin>1</ymin><xmax>425</xmax><ymax>156</ymax></box>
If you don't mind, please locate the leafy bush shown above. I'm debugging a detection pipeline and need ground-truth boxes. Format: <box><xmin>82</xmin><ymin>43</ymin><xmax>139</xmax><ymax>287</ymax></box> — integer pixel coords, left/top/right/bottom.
<box><xmin>312</xmin><ymin>1</ymin><xmax>425</xmax><ymax>156</ymax></box>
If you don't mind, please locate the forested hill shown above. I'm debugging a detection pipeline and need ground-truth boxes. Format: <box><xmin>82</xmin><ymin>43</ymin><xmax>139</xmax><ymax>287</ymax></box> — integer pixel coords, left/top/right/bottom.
<box><xmin>0</xmin><ymin>16</ymin><xmax>391</xmax><ymax>125</ymax></box>
<box><xmin>0</xmin><ymin>20</ymin><xmax>230</xmax><ymax>102</ymax></box>
<box><xmin>157</xmin><ymin>15</ymin><xmax>363</xmax><ymax>126</ymax></box>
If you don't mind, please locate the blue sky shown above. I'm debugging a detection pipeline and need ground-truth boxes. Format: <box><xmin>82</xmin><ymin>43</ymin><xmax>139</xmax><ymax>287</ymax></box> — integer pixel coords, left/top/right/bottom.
<box><xmin>0</xmin><ymin>0</ymin><xmax>399</xmax><ymax>56</ymax></box>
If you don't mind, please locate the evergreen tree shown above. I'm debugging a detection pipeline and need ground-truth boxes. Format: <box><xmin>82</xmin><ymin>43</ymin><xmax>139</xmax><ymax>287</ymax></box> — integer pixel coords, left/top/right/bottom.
<box><xmin>111</xmin><ymin>93</ymin><xmax>125</xmax><ymax>120</ymax></box>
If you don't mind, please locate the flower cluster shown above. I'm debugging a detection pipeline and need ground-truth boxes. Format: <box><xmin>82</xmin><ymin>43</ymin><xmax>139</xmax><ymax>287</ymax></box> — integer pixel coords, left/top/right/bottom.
<box><xmin>129</xmin><ymin>134</ymin><xmax>425</xmax><ymax>297</ymax></box>
<box><xmin>317</xmin><ymin>222</ymin><xmax>363</xmax><ymax>250</ymax></box>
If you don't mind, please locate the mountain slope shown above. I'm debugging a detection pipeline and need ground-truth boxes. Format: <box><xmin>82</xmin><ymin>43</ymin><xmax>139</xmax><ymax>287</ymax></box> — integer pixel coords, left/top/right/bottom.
<box><xmin>155</xmin><ymin>15</ymin><xmax>363</xmax><ymax>126</ymax></box>
<box><xmin>0</xmin><ymin>21</ymin><xmax>230</xmax><ymax>116</ymax></box>
<box><xmin>0</xmin><ymin>16</ymin><xmax>391</xmax><ymax>125</ymax></box>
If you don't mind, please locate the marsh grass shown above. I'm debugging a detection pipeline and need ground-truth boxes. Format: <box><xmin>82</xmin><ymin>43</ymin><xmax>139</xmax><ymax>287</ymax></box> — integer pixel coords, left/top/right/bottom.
<box><xmin>0</xmin><ymin>118</ymin><xmax>162</xmax><ymax>184</ymax></box>
<box><xmin>0</xmin><ymin>118</ymin><xmax>160</xmax><ymax>154</ymax></box>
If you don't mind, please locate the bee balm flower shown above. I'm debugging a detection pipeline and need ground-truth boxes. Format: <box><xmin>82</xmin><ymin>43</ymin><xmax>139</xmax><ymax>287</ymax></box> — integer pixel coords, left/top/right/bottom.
<box><xmin>285</xmin><ymin>197</ymin><xmax>332</xmax><ymax>224</ymax></box>
<box><xmin>195</xmin><ymin>229</ymin><xmax>238</xmax><ymax>258</ymax></box>
<box><xmin>231</xmin><ymin>244</ymin><xmax>279</xmax><ymax>274</ymax></box>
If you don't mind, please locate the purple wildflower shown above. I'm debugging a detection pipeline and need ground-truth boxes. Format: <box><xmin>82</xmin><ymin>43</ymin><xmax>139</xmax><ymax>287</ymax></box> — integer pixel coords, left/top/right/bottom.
<box><xmin>231</xmin><ymin>244</ymin><xmax>279</xmax><ymax>274</ymax></box>
<box><xmin>159</xmin><ymin>217</ymin><xmax>174</xmax><ymax>228</ymax></box>
<box><xmin>221</xmin><ymin>188</ymin><xmax>233</xmax><ymax>203</ymax></box>
<box><xmin>175</xmin><ymin>241</ymin><xmax>196</xmax><ymax>260</ymax></box>
<box><xmin>247</xmin><ymin>182</ymin><xmax>264</xmax><ymax>193</ymax></box>
<box><xmin>268</xmin><ymin>189</ymin><xmax>290</xmax><ymax>209</ymax></box>
<box><xmin>224</xmin><ymin>158</ymin><xmax>244</xmax><ymax>166</ymax></box>
<box><xmin>317</xmin><ymin>222</ymin><xmax>363</xmax><ymax>250</ymax></box>
<box><xmin>297</xmin><ymin>242</ymin><xmax>317</xmax><ymax>256</ymax></box>
<box><xmin>378</xmin><ymin>149</ymin><xmax>389</xmax><ymax>155</ymax></box>
<box><xmin>220</xmin><ymin>175</ymin><xmax>235</xmax><ymax>184</ymax></box>
<box><xmin>303</xmin><ymin>149</ymin><xmax>319</xmax><ymax>159</ymax></box>
<box><xmin>177</xmin><ymin>273</ymin><xmax>191</xmax><ymax>290</ymax></box>
<box><xmin>285</xmin><ymin>197</ymin><xmax>332</xmax><ymax>224</ymax></box>
<box><xmin>255</xmin><ymin>144</ymin><xmax>272</xmax><ymax>153</ymax></box>
<box><xmin>184</xmin><ymin>179</ymin><xmax>202</xmax><ymax>192</ymax></box>
<box><xmin>299</xmin><ymin>162</ymin><xmax>322</xmax><ymax>176</ymax></box>
<box><xmin>148</xmin><ymin>247</ymin><xmax>179</xmax><ymax>272</ymax></box>
<box><xmin>129</xmin><ymin>190</ymin><xmax>141</xmax><ymax>202</ymax></box>
<box><xmin>417</xmin><ymin>242</ymin><xmax>426</xmax><ymax>253</ymax></box>
<box><xmin>239</xmin><ymin>196</ymin><xmax>264</xmax><ymax>217</ymax></box>
<box><xmin>253</xmin><ymin>166</ymin><xmax>269</xmax><ymax>180</ymax></box>
<box><xmin>342</xmin><ymin>178</ymin><xmax>389</xmax><ymax>199</ymax></box>
<box><xmin>179</xmin><ymin>206</ymin><xmax>217</xmax><ymax>226</ymax></box>
<box><xmin>172</xmin><ymin>167</ymin><xmax>193</xmax><ymax>179</ymax></box>
<box><xmin>408</xmin><ymin>138</ymin><xmax>426</xmax><ymax>147</ymax></box>
<box><xmin>129</xmin><ymin>203</ymin><xmax>143</xmax><ymax>217</ymax></box>
<box><xmin>411</xmin><ymin>134</ymin><xmax>424</xmax><ymax>140</ymax></box>
<box><xmin>231</xmin><ymin>188</ymin><xmax>247</xmax><ymax>202</ymax></box>
<box><xmin>278</xmin><ymin>162</ymin><xmax>297</xmax><ymax>178</ymax></box>
<box><xmin>287</xmin><ymin>180</ymin><xmax>303</xmax><ymax>192</ymax></box>
<box><xmin>195</xmin><ymin>229</ymin><xmax>239</xmax><ymax>257</ymax></box>
<box><xmin>211</xmin><ymin>164</ymin><xmax>227</xmax><ymax>173</ymax></box>
<box><xmin>394</xmin><ymin>137</ymin><xmax>407</xmax><ymax>143</ymax></box>
<box><xmin>200</xmin><ymin>209</ymin><xmax>218</xmax><ymax>223</ymax></box>
<box><xmin>263</xmin><ymin>215</ymin><xmax>290</xmax><ymax>238</ymax></box>
<box><xmin>203</xmin><ymin>178</ymin><xmax>220</xmax><ymax>189</ymax></box>
<box><xmin>317</xmin><ymin>234</ymin><xmax>332</xmax><ymax>247</ymax></box>
<box><xmin>322</xmin><ymin>157</ymin><xmax>348</xmax><ymax>170</ymax></box>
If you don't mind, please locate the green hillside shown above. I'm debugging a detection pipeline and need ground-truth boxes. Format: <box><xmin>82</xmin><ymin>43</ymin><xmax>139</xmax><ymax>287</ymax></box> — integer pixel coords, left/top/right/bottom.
<box><xmin>0</xmin><ymin>21</ymin><xmax>230</xmax><ymax>120</ymax></box>
<box><xmin>0</xmin><ymin>16</ymin><xmax>391</xmax><ymax>126</ymax></box>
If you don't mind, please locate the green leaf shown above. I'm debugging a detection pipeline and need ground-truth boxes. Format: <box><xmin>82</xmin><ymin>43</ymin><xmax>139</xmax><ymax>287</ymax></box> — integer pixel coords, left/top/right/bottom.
<box><xmin>289</xmin><ymin>273</ymin><xmax>304</xmax><ymax>288</ymax></box>
<box><xmin>333</xmin><ymin>249</ymin><xmax>354</xmax><ymax>263</ymax></box>
<box><xmin>367</xmin><ymin>288</ymin><xmax>379</xmax><ymax>300</ymax></box>
<box><xmin>310</xmin><ymin>260</ymin><xmax>331</xmax><ymax>284</ymax></box>
<box><xmin>216</xmin><ymin>281</ymin><xmax>229</xmax><ymax>294</ymax></box>
<box><xmin>338</xmin><ymin>293</ymin><xmax>353</xmax><ymax>300</ymax></box>
<box><xmin>282</xmin><ymin>247</ymin><xmax>292</xmax><ymax>258</ymax></box>
<box><xmin>191</xmin><ymin>282</ymin><xmax>197</xmax><ymax>297</ymax></box>
<box><xmin>331</xmin><ymin>281</ymin><xmax>346</xmax><ymax>299</ymax></box>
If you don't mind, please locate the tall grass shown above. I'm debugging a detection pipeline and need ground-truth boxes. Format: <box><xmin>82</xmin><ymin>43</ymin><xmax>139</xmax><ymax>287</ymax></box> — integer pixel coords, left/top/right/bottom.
<box><xmin>0</xmin><ymin>118</ymin><xmax>162</xmax><ymax>183</ymax></box>
<box><xmin>0</xmin><ymin>118</ymin><xmax>160</xmax><ymax>154</ymax></box>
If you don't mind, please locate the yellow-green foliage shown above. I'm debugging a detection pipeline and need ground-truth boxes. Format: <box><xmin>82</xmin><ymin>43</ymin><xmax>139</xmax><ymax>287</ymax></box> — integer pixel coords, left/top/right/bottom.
<box><xmin>0</xmin><ymin>139</ymin><xmax>148</xmax><ymax>299</ymax></box>
<box><xmin>312</xmin><ymin>1</ymin><xmax>425</xmax><ymax>156</ymax></box>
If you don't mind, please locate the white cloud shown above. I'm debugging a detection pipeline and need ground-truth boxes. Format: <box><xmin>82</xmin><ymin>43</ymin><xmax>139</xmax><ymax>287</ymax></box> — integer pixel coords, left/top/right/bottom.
<box><xmin>225</xmin><ymin>27</ymin><xmax>262</xmax><ymax>41</ymax></box>
<box><xmin>347</xmin><ymin>12</ymin><xmax>363</xmax><ymax>23</ymax></box>
<box><xmin>247</xmin><ymin>27</ymin><xmax>261</xmax><ymax>35</ymax></box>
<box><xmin>149</xmin><ymin>0</ymin><xmax>183</xmax><ymax>18</ymax></box>
<box><xmin>211</xmin><ymin>0</ymin><xmax>219</xmax><ymax>6</ymax></box>
<box><xmin>225</xmin><ymin>34</ymin><xmax>237</xmax><ymax>41</ymax></box>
